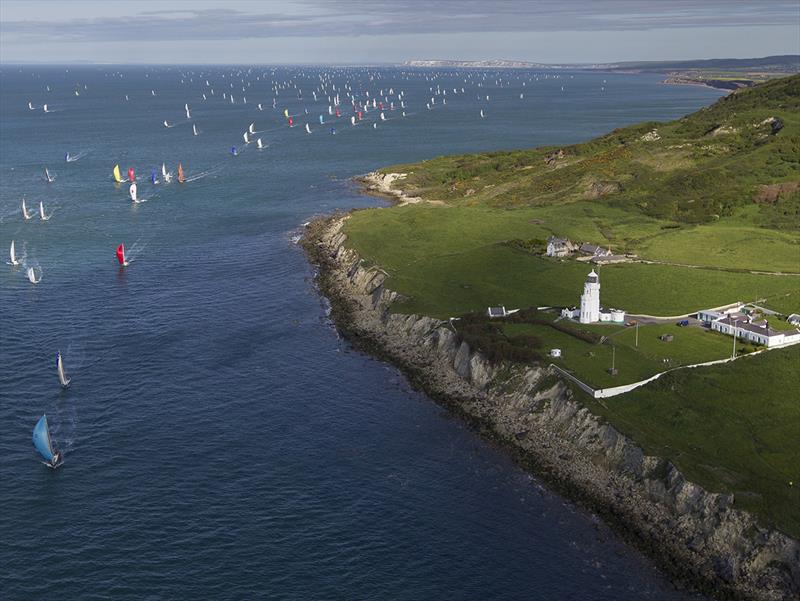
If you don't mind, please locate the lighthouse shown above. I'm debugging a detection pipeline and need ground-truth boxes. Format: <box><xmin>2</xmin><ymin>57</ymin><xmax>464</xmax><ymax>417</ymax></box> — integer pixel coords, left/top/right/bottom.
<box><xmin>579</xmin><ymin>270</ymin><xmax>601</xmax><ymax>324</ymax></box>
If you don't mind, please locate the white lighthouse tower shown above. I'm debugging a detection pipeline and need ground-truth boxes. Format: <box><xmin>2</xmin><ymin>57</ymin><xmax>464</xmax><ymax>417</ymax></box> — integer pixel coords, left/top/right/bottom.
<box><xmin>579</xmin><ymin>270</ymin><xmax>601</xmax><ymax>324</ymax></box>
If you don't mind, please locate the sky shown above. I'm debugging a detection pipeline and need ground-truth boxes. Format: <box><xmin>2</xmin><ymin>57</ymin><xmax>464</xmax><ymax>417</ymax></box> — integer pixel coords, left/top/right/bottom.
<box><xmin>0</xmin><ymin>0</ymin><xmax>798</xmax><ymax>65</ymax></box>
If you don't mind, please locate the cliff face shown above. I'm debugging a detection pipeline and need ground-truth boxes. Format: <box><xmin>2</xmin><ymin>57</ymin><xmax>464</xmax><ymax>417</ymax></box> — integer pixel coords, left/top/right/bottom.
<box><xmin>304</xmin><ymin>215</ymin><xmax>800</xmax><ymax>601</ymax></box>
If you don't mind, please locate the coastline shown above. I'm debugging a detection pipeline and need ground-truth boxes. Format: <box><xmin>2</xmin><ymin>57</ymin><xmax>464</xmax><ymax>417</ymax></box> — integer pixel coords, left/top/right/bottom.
<box><xmin>301</xmin><ymin>190</ymin><xmax>800</xmax><ymax>600</ymax></box>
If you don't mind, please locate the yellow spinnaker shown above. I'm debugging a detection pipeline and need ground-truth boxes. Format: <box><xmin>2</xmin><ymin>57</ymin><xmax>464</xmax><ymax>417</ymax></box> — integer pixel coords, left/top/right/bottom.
<box><xmin>283</xmin><ymin>108</ymin><xmax>289</xmax><ymax>119</ymax></box>
<box><xmin>112</xmin><ymin>164</ymin><xmax>122</xmax><ymax>183</ymax></box>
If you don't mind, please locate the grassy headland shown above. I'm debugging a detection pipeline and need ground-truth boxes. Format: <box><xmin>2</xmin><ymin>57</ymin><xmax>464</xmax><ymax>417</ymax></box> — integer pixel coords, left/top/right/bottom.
<box><xmin>340</xmin><ymin>75</ymin><xmax>800</xmax><ymax>535</ymax></box>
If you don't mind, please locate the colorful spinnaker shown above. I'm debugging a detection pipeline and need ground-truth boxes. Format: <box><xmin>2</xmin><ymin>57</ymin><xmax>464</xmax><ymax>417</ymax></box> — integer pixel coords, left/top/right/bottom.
<box><xmin>128</xmin><ymin>167</ymin><xmax>135</xmax><ymax>182</ymax></box>
<box><xmin>113</xmin><ymin>164</ymin><xmax>122</xmax><ymax>183</ymax></box>
<box><xmin>116</xmin><ymin>243</ymin><xmax>127</xmax><ymax>266</ymax></box>
<box><xmin>33</xmin><ymin>414</ymin><xmax>61</xmax><ymax>467</ymax></box>
<box><xmin>177</xmin><ymin>163</ymin><xmax>185</xmax><ymax>183</ymax></box>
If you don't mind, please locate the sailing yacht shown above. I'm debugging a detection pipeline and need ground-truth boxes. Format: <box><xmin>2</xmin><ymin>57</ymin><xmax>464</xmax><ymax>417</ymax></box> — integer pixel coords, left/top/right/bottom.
<box><xmin>39</xmin><ymin>201</ymin><xmax>51</xmax><ymax>221</ymax></box>
<box><xmin>8</xmin><ymin>240</ymin><xmax>19</xmax><ymax>266</ymax></box>
<box><xmin>27</xmin><ymin>266</ymin><xmax>41</xmax><ymax>284</ymax></box>
<box><xmin>162</xmin><ymin>163</ymin><xmax>172</xmax><ymax>183</ymax></box>
<box><xmin>129</xmin><ymin>182</ymin><xmax>138</xmax><ymax>203</ymax></box>
<box><xmin>57</xmin><ymin>351</ymin><xmax>71</xmax><ymax>388</ymax></box>
<box><xmin>33</xmin><ymin>415</ymin><xmax>63</xmax><ymax>469</ymax></box>
<box><xmin>177</xmin><ymin>163</ymin><xmax>185</xmax><ymax>183</ymax></box>
<box><xmin>185</xmin><ymin>103</ymin><xmax>191</xmax><ymax>119</ymax></box>
<box><xmin>192</xmin><ymin>124</ymin><xmax>199</xmax><ymax>136</ymax></box>
<box><xmin>256</xmin><ymin>138</ymin><xmax>264</xmax><ymax>149</ymax></box>
<box><xmin>22</xmin><ymin>198</ymin><xmax>33</xmax><ymax>220</ymax></box>
<box><xmin>44</xmin><ymin>168</ymin><xmax>54</xmax><ymax>183</ymax></box>
<box><xmin>116</xmin><ymin>243</ymin><xmax>129</xmax><ymax>267</ymax></box>
<box><xmin>113</xmin><ymin>164</ymin><xmax>123</xmax><ymax>183</ymax></box>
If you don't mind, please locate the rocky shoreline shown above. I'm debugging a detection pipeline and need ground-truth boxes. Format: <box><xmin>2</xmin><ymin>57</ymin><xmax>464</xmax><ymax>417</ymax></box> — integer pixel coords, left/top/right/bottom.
<box><xmin>301</xmin><ymin>211</ymin><xmax>800</xmax><ymax>601</ymax></box>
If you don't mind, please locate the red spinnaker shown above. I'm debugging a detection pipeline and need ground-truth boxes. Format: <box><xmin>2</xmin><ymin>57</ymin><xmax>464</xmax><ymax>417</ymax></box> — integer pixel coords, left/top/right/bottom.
<box><xmin>116</xmin><ymin>243</ymin><xmax>126</xmax><ymax>265</ymax></box>
<box><xmin>288</xmin><ymin>116</ymin><xmax>294</xmax><ymax>127</ymax></box>
<box><xmin>128</xmin><ymin>168</ymin><xmax>135</xmax><ymax>182</ymax></box>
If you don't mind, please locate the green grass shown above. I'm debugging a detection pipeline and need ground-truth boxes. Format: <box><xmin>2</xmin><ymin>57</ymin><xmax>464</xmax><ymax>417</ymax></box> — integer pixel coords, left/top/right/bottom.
<box><xmin>583</xmin><ymin>346</ymin><xmax>800</xmax><ymax>538</ymax></box>
<box><xmin>345</xmin><ymin>206</ymin><xmax>800</xmax><ymax>319</ymax></box>
<box><xmin>501</xmin><ymin>320</ymin><xmax>733</xmax><ymax>388</ymax></box>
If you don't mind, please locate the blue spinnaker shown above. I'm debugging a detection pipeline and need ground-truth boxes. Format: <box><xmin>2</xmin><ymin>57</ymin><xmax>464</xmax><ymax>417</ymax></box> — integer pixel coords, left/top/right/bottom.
<box><xmin>33</xmin><ymin>415</ymin><xmax>54</xmax><ymax>462</ymax></box>
<box><xmin>151</xmin><ymin>169</ymin><xmax>157</xmax><ymax>184</ymax></box>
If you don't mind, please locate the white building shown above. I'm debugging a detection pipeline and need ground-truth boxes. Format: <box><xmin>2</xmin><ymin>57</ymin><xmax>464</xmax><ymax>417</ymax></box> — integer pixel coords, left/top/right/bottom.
<box><xmin>560</xmin><ymin>270</ymin><xmax>626</xmax><ymax>324</ymax></box>
<box><xmin>546</xmin><ymin>236</ymin><xmax>576</xmax><ymax>258</ymax></box>
<box><xmin>580</xmin><ymin>270</ymin><xmax>601</xmax><ymax>323</ymax></box>
<box><xmin>710</xmin><ymin>315</ymin><xmax>800</xmax><ymax>348</ymax></box>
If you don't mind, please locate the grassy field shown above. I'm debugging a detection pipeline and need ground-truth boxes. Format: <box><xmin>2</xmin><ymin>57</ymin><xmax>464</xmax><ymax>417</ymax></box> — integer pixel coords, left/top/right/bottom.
<box><xmin>501</xmin><ymin>319</ymin><xmax>733</xmax><ymax>388</ymax></box>
<box><xmin>583</xmin><ymin>345</ymin><xmax>800</xmax><ymax>538</ymax></box>
<box><xmin>345</xmin><ymin>205</ymin><xmax>800</xmax><ymax>319</ymax></box>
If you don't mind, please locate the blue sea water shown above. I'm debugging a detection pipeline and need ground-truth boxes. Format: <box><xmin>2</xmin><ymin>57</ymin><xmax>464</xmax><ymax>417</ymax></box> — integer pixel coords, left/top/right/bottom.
<box><xmin>0</xmin><ymin>66</ymin><xmax>725</xmax><ymax>600</ymax></box>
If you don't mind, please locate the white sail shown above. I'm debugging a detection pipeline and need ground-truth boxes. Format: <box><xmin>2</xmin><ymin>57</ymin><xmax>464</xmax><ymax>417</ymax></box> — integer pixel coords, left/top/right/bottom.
<box><xmin>305</xmin><ymin>123</ymin><xmax>311</xmax><ymax>134</ymax></box>
<box><xmin>162</xmin><ymin>163</ymin><xmax>172</xmax><ymax>183</ymax></box>
<box><xmin>185</xmin><ymin>103</ymin><xmax>191</xmax><ymax>119</ymax></box>
<box><xmin>9</xmin><ymin>240</ymin><xmax>19</xmax><ymax>266</ymax></box>
<box><xmin>380</xmin><ymin>112</ymin><xmax>386</xmax><ymax>121</ymax></box>
<box><xmin>57</xmin><ymin>351</ymin><xmax>71</xmax><ymax>387</ymax></box>
<box><xmin>129</xmin><ymin>182</ymin><xmax>138</xmax><ymax>202</ymax></box>
<box><xmin>480</xmin><ymin>109</ymin><xmax>485</xmax><ymax>118</ymax></box>
<box><xmin>350</xmin><ymin>116</ymin><xmax>356</xmax><ymax>126</ymax></box>
<box><xmin>27</xmin><ymin>266</ymin><xmax>40</xmax><ymax>284</ymax></box>
<box><xmin>22</xmin><ymin>198</ymin><xmax>32</xmax><ymax>220</ymax></box>
<box><xmin>28</xmin><ymin>101</ymin><xmax>34</xmax><ymax>110</ymax></box>
<box><xmin>256</xmin><ymin>138</ymin><xmax>264</xmax><ymax>149</ymax></box>
<box><xmin>45</xmin><ymin>168</ymin><xmax>54</xmax><ymax>182</ymax></box>
<box><xmin>43</xmin><ymin>104</ymin><xmax>49</xmax><ymax>112</ymax></box>
<box><xmin>202</xmin><ymin>93</ymin><xmax>207</xmax><ymax>101</ymax></box>
<box><xmin>163</xmin><ymin>120</ymin><xmax>170</xmax><ymax>128</ymax></box>
<box><xmin>243</xmin><ymin>131</ymin><xmax>250</xmax><ymax>144</ymax></box>
<box><xmin>257</xmin><ymin>103</ymin><xmax>263</xmax><ymax>111</ymax></box>
<box><xmin>192</xmin><ymin>124</ymin><xmax>198</xmax><ymax>136</ymax></box>
<box><xmin>248</xmin><ymin>122</ymin><xmax>255</xmax><ymax>134</ymax></box>
<box><xmin>39</xmin><ymin>201</ymin><xmax>50</xmax><ymax>221</ymax></box>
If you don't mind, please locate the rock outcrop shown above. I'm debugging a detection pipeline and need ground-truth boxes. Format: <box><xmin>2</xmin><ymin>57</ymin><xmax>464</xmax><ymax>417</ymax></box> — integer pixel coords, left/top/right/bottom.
<box><xmin>303</xmin><ymin>214</ymin><xmax>800</xmax><ymax>601</ymax></box>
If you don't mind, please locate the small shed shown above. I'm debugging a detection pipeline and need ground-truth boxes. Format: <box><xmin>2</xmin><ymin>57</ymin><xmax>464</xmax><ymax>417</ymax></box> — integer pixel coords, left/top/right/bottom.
<box><xmin>487</xmin><ymin>306</ymin><xmax>507</xmax><ymax>319</ymax></box>
<box><xmin>549</xmin><ymin>348</ymin><xmax>562</xmax><ymax>358</ymax></box>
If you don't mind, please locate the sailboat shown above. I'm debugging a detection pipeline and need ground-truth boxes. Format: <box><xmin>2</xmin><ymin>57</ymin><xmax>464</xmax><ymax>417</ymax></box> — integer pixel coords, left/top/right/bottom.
<box><xmin>43</xmin><ymin>104</ymin><xmax>49</xmax><ymax>113</ymax></box>
<box><xmin>305</xmin><ymin>123</ymin><xmax>312</xmax><ymax>134</ymax></box>
<box><xmin>257</xmin><ymin>103</ymin><xmax>263</xmax><ymax>111</ymax></box>
<box><xmin>8</xmin><ymin>240</ymin><xmax>19</xmax><ymax>266</ymax></box>
<box><xmin>192</xmin><ymin>123</ymin><xmax>199</xmax><ymax>136</ymax></box>
<box><xmin>113</xmin><ymin>164</ymin><xmax>123</xmax><ymax>183</ymax></box>
<box><xmin>163</xmin><ymin>120</ymin><xmax>171</xmax><ymax>128</ymax></box>
<box><xmin>65</xmin><ymin>152</ymin><xmax>71</xmax><ymax>162</ymax></box>
<box><xmin>380</xmin><ymin>112</ymin><xmax>386</xmax><ymax>121</ymax></box>
<box><xmin>116</xmin><ymin>243</ymin><xmax>129</xmax><ymax>267</ymax></box>
<box><xmin>38</xmin><ymin>201</ymin><xmax>51</xmax><ymax>221</ymax></box>
<box><xmin>22</xmin><ymin>198</ymin><xmax>33</xmax><ymax>220</ymax></box>
<box><xmin>33</xmin><ymin>415</ymin><xmax>62</xmax><ymax>469</ymax></box>
<box><xmin>185</xmin><ymin>103</ymin><xmax>191</xmax><ymax>119</ymax></box>
<box><xmin>243</xmin><ymin>131</ymin><xmax>250</xmax><ymax>144</ymax></box>
<box><xmin>28</xmin><ymin>101</ymin><xmax>35</xmax><ymax>110</ymax></box>
<box><xmin>128</xmin><ymin>167</ymin><xmax>135</xmax><ymax>182</ymax></box>
<box><xmin>256</xmin><ymin>138</ymin><xmax>264</xmax><ymax>149</ymax></box>
<box><xmin>480</xmin><ymin>109</ymin><xmax>485</xmax><ymax>118</ymax></box>
<box><xmin>129</xmin><ymin>182</ymin><xmax>138</xmax><ymax>203</ymax></box>
<box><xmin>57</xmin><ymin>351</ymin><xmax>71</xmax><ymax>388</ymax></box>
<box><xmin>177</xmin><ymin>163</ymin><xmax>185</xmax><ymax>184</ymax></box>
<box><xmin>161</xmin><ymin>163</ymin><xmax>172</xmax><ymax>183</ymax></box>
<box><xmin>27</xmin><ymin>266</ymin><xmax>41</xmax><ymax>284</ymax></box>
<box><xmin>44</xmin><ymin>168</ymin><xmax>54</xmax><ymax>183</ymax></box>
<box><xmin>248</xmin><ymin>122</ymin><xmax>256</xmax><ymax>135</ymax></box>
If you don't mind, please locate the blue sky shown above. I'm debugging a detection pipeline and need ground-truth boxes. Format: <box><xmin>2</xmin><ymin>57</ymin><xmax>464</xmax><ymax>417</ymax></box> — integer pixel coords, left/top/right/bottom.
<box><xmin>1</xmin><ymin>0</ymin><xmax>798</xmax><ymax>64</ymax></box>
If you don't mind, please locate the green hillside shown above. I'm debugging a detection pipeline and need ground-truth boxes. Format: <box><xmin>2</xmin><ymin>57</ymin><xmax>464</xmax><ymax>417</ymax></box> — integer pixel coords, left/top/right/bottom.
<box><xmin>379</xmin><ymin>75</ymin><xmax>799</xmax><ymax>227</ymax></box>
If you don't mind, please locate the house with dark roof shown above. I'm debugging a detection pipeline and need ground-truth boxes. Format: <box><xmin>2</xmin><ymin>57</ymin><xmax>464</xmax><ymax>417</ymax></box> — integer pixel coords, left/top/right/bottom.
<box><xmin>711</xmin><ymin>315</ymin><xmax>800</xmax><ymax>348</ymax></box>
<box><xmin>579</xmin><ymin>243</ymin><xmax>611</xmax><ymax>257</ymax></box>
<box><xmin>546</xmin><ymin>236</ymin><xmax>576</xmax><ymax>257</ymax></box>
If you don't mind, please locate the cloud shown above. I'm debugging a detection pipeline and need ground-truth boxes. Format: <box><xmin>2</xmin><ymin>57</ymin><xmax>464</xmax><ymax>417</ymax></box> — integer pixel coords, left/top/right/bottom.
<box><xmin>1</xmin><ymin>0</ymin><xmax>797</xmax><ymax>43</ymax></box>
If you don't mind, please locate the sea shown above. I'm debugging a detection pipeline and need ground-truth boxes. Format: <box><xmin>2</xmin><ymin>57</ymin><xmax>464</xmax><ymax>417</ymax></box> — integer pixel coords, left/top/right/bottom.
<box><xmin>0</xmin><ymin>65</ymin><xmax>725</xmax><ymax>600</ymax></box>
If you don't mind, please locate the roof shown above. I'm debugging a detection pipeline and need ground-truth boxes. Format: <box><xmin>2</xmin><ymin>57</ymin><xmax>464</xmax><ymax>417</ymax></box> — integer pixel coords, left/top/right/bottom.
<box><xmin>579</xmin><ymin>243</ymin><xmax>607</xmax><ymax>254</ymax></box>
<box><xmin>586</xmin><ymin>269</ymin><xmax>599</xmax><ymax>283</ymax></box>
<box><xmin>547</xmin><ymin>236</ymin><xmax>570</xmax><ymax>246</ymax></box>
<box><xmin>487</xmin><ymin>306</ymin><xmax>506</xmax><ymax>317</ymax></box>
<box><xmin>715</xmin><ymin>316</ymin><xmax>782</xmax><ymax>338</ymax></box>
